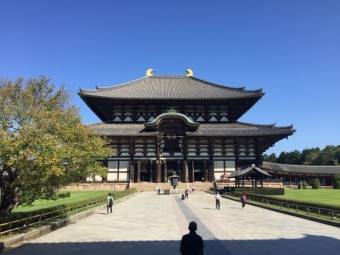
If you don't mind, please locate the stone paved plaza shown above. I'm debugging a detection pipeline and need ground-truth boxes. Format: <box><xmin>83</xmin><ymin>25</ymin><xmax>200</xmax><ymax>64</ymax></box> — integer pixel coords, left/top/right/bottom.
<box><xmin>3</xmin><ymin>191</ymin><xmax>340</xmax><ymax>255</ymax></box>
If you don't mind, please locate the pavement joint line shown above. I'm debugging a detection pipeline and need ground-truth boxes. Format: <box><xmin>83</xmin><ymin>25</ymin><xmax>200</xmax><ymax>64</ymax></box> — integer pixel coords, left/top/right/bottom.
<box><xmin>185</xmin><ymin>195</ymin><xmax>246</xmax><ymax>253</ymax></box>
<box><xmin>170</xmin><ymin>195</ymin><xmax>189</xmax><ymax>237</ymax></box>
<box><xmin>175</xmin><ymin>195</ymin><xmax>231</xmax><ymax>255</ymax></box>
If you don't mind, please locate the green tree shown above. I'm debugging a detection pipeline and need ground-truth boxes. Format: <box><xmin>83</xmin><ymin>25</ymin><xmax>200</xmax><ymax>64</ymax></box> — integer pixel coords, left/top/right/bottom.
<box><xmin>301</xmin><ymin>147</ymin><xmax>320</xmax><ymax>164</ymax></box>
<box><xmin>334</xmin><ymin>174</ymin><xmax>340</xmax><ymax>189</ymax></box>
<box><xmin>263</xmin><ymin>153</ymin><xmax>277</xmax><ymax>163</ymax></box>
<box><xmin>277</xmin><ymin>152</ymin><xmax>287</xmax><ymax>164</ymax></box>
<box><xmin>303</xmin><ymin>152</ymin><xmax>320</xmax><ymax>165</ymax></box>
<box><xmin>301</xmin><ymin>180</ymin><xmax>308</xmax><ymax>189</ymax></box>
<box><xmin>320</xmin><ymin>146</ymin><xmax>340</xmax><ymax>165</ymax></box>
<box><xmin>287</xmin><ymin>150</ymin><xmax>302</xmax><ymax>164</ymax></box>
<box><xmin>311</xmin><ymin>179</ymin><xmax>320</xmax><ymax>189</ymax></box>
<box><xmin>0</xmin><ymin>76</ymin><xmax>111</xmax><ymax>216</ymax></box>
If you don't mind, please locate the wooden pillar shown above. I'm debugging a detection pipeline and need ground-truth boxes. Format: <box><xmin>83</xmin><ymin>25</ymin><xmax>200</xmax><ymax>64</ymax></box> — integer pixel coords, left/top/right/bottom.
<box><xmin>149</xmin><ymin>160</ymin><xmax>153</xmax><ymax>183</ymax></box>
<box><xmin>163</xmin><ymin>160</ymin><xmax>167</xmax><ymax>182</ymax></box>
<box><xmin>129</xmin><ymin>160</ymin><xmax>134</xmax><ymax>183</ymax></box>
<box><xmin>208</xmin><ymin>138</ymin><xmax>214</xmax><ymax>182</ymax></box>
<box><xmin>137</xmin><ymin>161</ymin><xmax>141</xmax><ymax>182</ymax></box>
<box><xmin>182</xmin><ymin>160</ymin><xmax>189</xmax><ymax>182</ymax></box>
<box><xmin>204</xmin><ymin>160</ymin><xmax>208</xmax><ymax>182</ymax></box>
<box><xmin>289</xmin><ymin>173</ymin><xmax>292</xmax><ymax>185</ymax></box>
<box><xmin>177</xmin><ymin>160</ymin><xmax>181</xmax><ymax>182</ymax></box>
<box><xmin>156</xmin><ymin>160</ymin><xmax>161</xmax><ymax>183</ymax></box>
<box><xmin>331</xmin><ymin>174</ymin><xmax>334</xmax><ymax>187</ymax></box>
<box><xmin>252</xmin><ymin>178</ymin><xmax>254</xmax><ymax>188</ymax></box>
<box><xmin>261</xmin><ymin>177</ymin><xmax>263</xmax><ymax>188</ymax></box>
<box><xmin>208</xmin><ymin>160</ymin><xmax>214</xmax><ymax>182</ymax></box>
<box><xmin>191</xmin><ymin>160</ymin><xmax>194</xmax><ymax>182</ymax></box>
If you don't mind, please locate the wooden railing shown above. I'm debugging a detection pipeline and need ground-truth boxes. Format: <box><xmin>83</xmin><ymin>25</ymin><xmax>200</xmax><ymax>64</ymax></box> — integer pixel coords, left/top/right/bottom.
<box><xmin>225</xmin><ymin>192</ymin><xmax>340</xmax><ymax>222</ymax></box>
<box><xmin>0</xmin><ymin>189</ymin><xmax>137</xmax><ymax>237</ymax></box>
<box><xmin>0</xmin><ymin>199</ymin><xmax>105</xmax><ymax>237</ymax></box>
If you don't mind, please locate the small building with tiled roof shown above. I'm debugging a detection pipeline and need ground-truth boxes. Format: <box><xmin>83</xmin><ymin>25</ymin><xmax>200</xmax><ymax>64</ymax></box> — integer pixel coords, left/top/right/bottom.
<box><xmin>79</xmin><ymin>70</ymin><xmax>295</xmax><ymax>183</ymax></box>
<box><xmin>261</xmin><ymin>162</ymin><xmax>340</xmax><ymax>187</ymax></box>
<box><xmin>229</xmin><ymin>164</ymin><xmax>272</xmax><ymax>188</ymax></box>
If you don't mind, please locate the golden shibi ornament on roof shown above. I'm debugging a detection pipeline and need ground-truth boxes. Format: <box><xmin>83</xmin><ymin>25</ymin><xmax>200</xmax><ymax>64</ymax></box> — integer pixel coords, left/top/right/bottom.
<box><xmin>146</xmin><ymin>69</ymin><xmax>193</xmax><ymax>77</ymax></box>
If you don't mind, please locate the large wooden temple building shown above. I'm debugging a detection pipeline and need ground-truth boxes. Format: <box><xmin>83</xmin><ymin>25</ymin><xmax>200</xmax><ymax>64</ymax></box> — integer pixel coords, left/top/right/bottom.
<box><xmin>78</xmin><ymin>69</ymin><xmax>295</xmax><ymax>183</ymax></box>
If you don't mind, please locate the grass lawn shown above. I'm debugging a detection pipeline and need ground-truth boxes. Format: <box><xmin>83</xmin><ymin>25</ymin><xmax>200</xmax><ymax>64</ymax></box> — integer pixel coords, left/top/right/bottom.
<box><xmin>12</xmin><ymin>190</ymin><xmax>120</xmax><ymax>213</ymax></box>
<box><xmin>271</xmin><ymin>189</ymin><xmax>340</xmax><ymax>206</ymax></box>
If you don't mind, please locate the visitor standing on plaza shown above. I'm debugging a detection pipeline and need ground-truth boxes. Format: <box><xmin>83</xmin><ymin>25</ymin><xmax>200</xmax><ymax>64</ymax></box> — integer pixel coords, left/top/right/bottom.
<box><xmin>107</xmin><ymin>193</ymin><xmax>113</xmax><ymax>214</ymax></box>
<box><xmin>215</xmin><ymin>191</ymin><xmax>221</xmax><ymax>210</ymax></box>
<box><xmin>192</xmin><ymin>185</ymin><xmax>195</xmax><ymax>194</ymax></box>
<box><xmin>241</xmin><ymin>192</ymin><xmax>247</xmax><ymax>208</ymax></box>
<box><xmin>185</xmin><ymin>188</ymin><xmax>189</xmax><ymax>199</ymax></box>
<box><xmin>180</xmin><ymin>221</ymin><xmax>204</xmax><ymax>255</ymax></box>
<box><xmin>157</xmin><ymin>186</ymin><xmax>161</xmax><ymax>195</ymax></box>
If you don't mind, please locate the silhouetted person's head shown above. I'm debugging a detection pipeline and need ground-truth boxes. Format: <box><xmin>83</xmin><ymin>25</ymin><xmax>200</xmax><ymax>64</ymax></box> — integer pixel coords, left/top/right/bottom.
<box><xmin>188</xmin><ymin>221</ymin><xmax>197</xmax><ymax>232</ymax></box>
<box><xmin>109</xmin><ymin>193</ymin><xmax>111</xmax><ymax>196</ymax></box>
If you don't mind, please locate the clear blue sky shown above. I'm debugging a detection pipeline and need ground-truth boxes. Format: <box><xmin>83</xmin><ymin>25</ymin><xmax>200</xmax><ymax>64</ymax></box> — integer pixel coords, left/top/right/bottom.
<box><xmin>1</xmin><ymin>0</ymin><xmax>339</xmax><ymax>155</ymax></box>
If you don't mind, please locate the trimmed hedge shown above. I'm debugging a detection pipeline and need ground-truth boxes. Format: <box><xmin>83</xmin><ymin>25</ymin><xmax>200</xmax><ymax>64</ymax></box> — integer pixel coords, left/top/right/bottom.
<box><xmin>312</xmin><ymin>179</ymin><xmax>320</xmax><ymax>189</ymax></box>
<box><xmin>302</xmin><ymin>181</ymin><xmax>308</xmax><ymax>189</ymax></box>
<box><xmin>249</xmin><ymin>193</ymin><xmax>340</xmax><ymax>211</ymax></box>
<box><xmin>209</xmin><ymin>187</ymin><xmax>284</xmax><ymax>195</ymax></box>
<box><xmin>334</xmin><ymin>174</ymin><xmax>340</xmax><ymax>189</ymax></box>
<box><xmin>234</xmin><ymin>187</ymin><xmax>285</xmax><ymax>195</ymax></box>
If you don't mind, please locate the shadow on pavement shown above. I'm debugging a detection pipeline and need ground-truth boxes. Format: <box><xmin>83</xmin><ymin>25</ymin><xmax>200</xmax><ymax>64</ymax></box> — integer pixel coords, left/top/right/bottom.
<box><xmin>2</xmin><ymin>234</ymin><xmax>339</xmax><ymax>255</ymax></box>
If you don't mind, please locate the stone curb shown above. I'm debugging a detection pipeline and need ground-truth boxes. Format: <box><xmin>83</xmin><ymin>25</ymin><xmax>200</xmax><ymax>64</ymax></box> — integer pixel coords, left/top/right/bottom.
<box><xmin>222</xmin><ymin>195</ymin><xmax>340</xmax><ymax>228</ymax></box>
<box><xmin>0</xmin><ymin>191</ymin><xmax>138</xmax><ymax>252</ymax></box>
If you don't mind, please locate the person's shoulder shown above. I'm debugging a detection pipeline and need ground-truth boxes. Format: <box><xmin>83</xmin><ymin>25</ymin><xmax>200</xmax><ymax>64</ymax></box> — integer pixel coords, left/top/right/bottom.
<box><xmin>196</xmin><ymin>233</ymin><xmax>204</xmax><ymax>241</ymax></box>
<box><xmin>181</xmin><ymin>233</ymin><xmax>190</xmax><ymax>240</ymax></box>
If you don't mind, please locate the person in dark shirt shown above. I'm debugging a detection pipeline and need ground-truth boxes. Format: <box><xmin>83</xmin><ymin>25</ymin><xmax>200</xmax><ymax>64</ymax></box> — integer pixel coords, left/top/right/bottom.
<box><xmin>185</xmin><ymin>188</ymin><xmax>189</xmax><ymax>199</ymax></box>
<box><xmin>180</xmin><ymin>221</ymin><xmax>204</xmax><ymax>255</ymax></box>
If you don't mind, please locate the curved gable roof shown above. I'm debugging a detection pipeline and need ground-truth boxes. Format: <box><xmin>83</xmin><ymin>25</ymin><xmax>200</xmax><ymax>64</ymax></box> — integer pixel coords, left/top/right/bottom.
<box><xmin>229</xmin><ymin>164</ymin><xmax>272</xmax><ymax>178</ymax></box>
<box><xmin>144</xmin><ymin>112</ymin><xmax>200</xmax><ymax>131</ymax></box>
<box><xmin>79</xmin><ymin>75</ymin><xmax>264</xmax><ymax>100</ymax></box>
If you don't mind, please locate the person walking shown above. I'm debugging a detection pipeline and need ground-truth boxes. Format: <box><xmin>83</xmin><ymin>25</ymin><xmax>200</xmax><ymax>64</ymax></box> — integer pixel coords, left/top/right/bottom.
<box><xmin>241</xmin><ymin>192</ymin><xmax>247</xmax><ymax>208</ymax></box>
<box><xmin>185</xmin><ymin>188</ymin><xmax>189</xmax><ymax>199</ymax></box>
<box><xmin>215</xmin><ymin>191</ymin><xmax>221</xmax><ymax>210</ymax></box>
<box><xmin>107</xmin><ymin>193</ymin><xmax>113</xmax><ymax>214</ymax></box>
<box><xmin>180</xmin><ymin>221</ymin><xmax>204</xmax><ymax>255</ymax></box>
<box><xmin>157</xmin><ymin>186</ymin><xmax>161</xmax><ymax>195</ymax></box>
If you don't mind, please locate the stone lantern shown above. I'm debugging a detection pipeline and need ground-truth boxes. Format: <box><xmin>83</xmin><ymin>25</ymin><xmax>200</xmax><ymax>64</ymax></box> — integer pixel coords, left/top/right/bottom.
<box><xmin>170</xmin><ymin>171</ymin><xmax>179</xmax><ymax>190</ymax></box>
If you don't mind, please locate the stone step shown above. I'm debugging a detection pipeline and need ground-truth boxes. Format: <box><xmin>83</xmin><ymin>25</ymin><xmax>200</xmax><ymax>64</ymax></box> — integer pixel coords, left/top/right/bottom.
<box><xmin>130</xmin><ymin>182</ymin><xmax>213</xmax><ymax>191</ymax></box>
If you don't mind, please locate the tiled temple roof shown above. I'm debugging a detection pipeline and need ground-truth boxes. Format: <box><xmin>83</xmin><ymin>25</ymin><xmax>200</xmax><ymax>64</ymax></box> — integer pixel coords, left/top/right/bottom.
<box><xmin>229</xmin><ymin>165</ymin><xmax>272</xmax><ymax>178</ymax></box>
<box><xmin>87</xmin><ymin>122</ymin><xmax>295</xmax><ymax>137</ymax></box>
<box><xmin>186</xmin><ymin>122</ymin><xmax>294</xmax><ymax>136</ymax></box>
<box><xmin>79</xmin><ymin>76</ymin><xmax>264</xmax><ymax>100</ymax></box>
<box><xmin>261</xmin><ymin>162</ymin><xmax>340</xmax><ymax>175</ymax></box>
